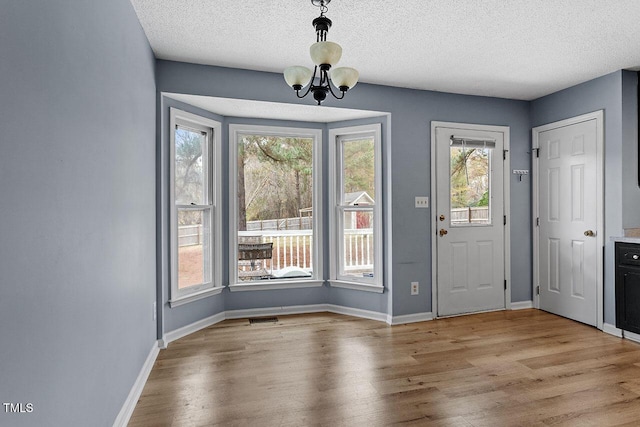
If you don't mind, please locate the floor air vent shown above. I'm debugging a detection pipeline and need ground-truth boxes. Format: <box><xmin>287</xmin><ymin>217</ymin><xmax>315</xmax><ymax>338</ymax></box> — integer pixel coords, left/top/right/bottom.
<box><xmin>249</xmin><ymin>317</ymin><xmax>278</xmax><ymax>324</ymax></box>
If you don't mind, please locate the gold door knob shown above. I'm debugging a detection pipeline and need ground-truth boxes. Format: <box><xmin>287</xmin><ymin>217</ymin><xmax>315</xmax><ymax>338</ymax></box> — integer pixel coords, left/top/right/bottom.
<box><xmin>584</xmin><ymin>230</ymin><xmax>595</xmax><ymax>237</ymax></box>
<box><xmin>439</xmin><ymin>214</ymin><xmax>445</xmax><ymax>221</ymax></box>
<box><xmin>439</xmin><ymin>229</ymin><xmax>448</xmax><ymax>237</ymax></box>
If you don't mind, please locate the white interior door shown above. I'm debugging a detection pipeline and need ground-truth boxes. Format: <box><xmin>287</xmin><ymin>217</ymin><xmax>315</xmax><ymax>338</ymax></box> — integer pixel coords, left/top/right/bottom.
<box><xmin>534</xmin><ymin>113</ymin><xmax>602</xmax><ymax>327</ymax></box>
<box><xmin>434</xmin><ymin>124</ymin><xmax>507</xmax><ymax>317</ymax></box>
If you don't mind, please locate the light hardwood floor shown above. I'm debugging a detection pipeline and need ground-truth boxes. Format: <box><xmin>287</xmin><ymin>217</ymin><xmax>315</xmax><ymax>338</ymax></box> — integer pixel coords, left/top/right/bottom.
<box><xmin>129</xmin><ymin>309</ymin><xmax>640</xmax><ymax>426</ymax></box>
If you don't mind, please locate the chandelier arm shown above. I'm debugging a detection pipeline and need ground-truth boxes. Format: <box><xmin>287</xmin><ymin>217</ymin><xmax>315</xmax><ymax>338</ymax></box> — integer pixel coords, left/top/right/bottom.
<box><xmin>326</xmin><ymin>80</ymin><xmax>346</xmax><ymax>100</ymax></box>
<box><xmin>295</xmin><ymin>66</ymin><xmax>319</xmax><ymax>99</ymax></box>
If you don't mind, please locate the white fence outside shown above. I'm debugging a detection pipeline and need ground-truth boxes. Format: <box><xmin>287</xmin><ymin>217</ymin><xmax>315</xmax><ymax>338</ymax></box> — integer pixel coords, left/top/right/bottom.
<box><xmin>451</xmin><ymin>207</ymin><xmax>489</xmax><ymax>224</ymax></box>
<box><xmin>178</xmin><ymin>224</ymin><xmax>202</xmax><ymax>247</ymax></box>
<box><xmin>246</xmin><ymin>216</ymin><xmax>312</xmax><ymax>231</ymax></box>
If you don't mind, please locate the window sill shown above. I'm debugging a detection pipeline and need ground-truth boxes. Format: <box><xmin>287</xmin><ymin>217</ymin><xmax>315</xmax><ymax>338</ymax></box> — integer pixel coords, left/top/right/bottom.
<box><xmin>329</xmin><ymin>280</ymin><xmax>384</xmax><ymax>293</ymax></box>
<box><xmin>229</xmin><ymin>280</ymin><xmax>324</xmax><ymax>292</ymax></box>
<box><xmin>169</xmin><ymin>286</ymin><xmax>225</xmax><ymax>308</ymax></box>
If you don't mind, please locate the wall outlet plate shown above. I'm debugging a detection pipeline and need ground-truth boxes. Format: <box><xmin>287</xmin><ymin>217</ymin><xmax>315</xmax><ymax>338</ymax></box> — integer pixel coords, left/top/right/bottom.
<box><xmin>411</xmin><ymin>281</ymin><xmax>419</xmax><ymax>295</ymax></box>
<box><xmin>415</xmin><ymin>196</ymin><xmax>429</xmax><ymax>208</ymax></box>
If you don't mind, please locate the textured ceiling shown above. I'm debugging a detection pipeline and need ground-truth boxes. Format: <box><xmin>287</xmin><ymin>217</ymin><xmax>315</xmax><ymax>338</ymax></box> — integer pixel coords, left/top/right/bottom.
<box><xmin>131</xmin><ymin>0</ymin><xmax>640</xmax><ymax>101</ymax></box>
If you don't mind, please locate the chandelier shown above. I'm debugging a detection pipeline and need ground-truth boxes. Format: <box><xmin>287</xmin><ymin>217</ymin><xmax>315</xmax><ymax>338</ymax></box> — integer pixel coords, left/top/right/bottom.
<box><xmin>283</xmin><ymin>0</ymin><xmax>359</xmax><ymax>105</ymax></box>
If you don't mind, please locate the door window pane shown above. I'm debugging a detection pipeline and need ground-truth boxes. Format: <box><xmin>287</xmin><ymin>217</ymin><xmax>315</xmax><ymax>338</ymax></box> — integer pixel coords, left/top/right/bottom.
<box><xmin>450</xmin><ymin>145</ymin><xmax>491</xmax><ymax>226</ymax></box>
<box><xmin>175</xmin><ymin>127</ymin><xmax>207</xmax><ymax>205</ymax></box>
<box><xmin>177</xmin><ymin>209</ymin><xmax>211</xmax><ymax>289</ymax></box>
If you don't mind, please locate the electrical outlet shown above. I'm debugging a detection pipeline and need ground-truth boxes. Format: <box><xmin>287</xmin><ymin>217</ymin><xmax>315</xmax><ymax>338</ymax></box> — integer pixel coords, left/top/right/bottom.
<box><xmin>153</xmin><ymin>301</ymin><xmax>157</xmax><ymax>321</ymax></box>
<box><xmin>415</xmin><ymin>196</ymin><xmax>429</xmax><ymax>208</ymax></box>
<box><xmin>411</xmin><ymin>281</ymin><xmax>419</xmax><ymax>295</ymax></box>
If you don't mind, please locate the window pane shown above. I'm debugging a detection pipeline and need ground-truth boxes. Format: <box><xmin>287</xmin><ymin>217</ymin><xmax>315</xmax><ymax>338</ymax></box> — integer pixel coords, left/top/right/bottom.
<box><xmin>177</xmin><ymin>209</ymin><xmax>211</xmax><ymax>289</ymax></box>
<box><xmin>340</xmin><ymin>209</ymin><xmax>374</xmax><ymax>279</ymax></box>
<box><xmin>175</xmin><ymin>127</ymin><xmax>207</xmax><ymax>205</ymax></box>
<box><xmin>450</xmin><ymin>145</ymin><xmax>491</xmax><ymax>226</ymax></box>
<box><xmin>237</xmin><ymin>135</ymin><xmax>314</xmax><ymax>281</ymax></box>
<box><xmin>341</xmin><ymin>137</ymin><xmax>375</xmax><ymax>205</ymax></box>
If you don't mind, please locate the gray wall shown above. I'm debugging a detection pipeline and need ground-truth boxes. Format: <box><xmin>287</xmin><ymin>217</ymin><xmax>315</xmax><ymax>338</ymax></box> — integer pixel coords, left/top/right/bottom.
<box><xmin>156</xmin><ymin>60</ymin><xmax>533</xmax><ymax>320</ymax></box>
<box><xmin>530</xmin><ymin>70</ymin><xmax>637</xmax><ymax>325</ymax></box>
<box><xmin>0</xmin><ymin>1</ymin><xmax>157</xmax><ymax>426</ymax></box>
<box><xmin>622</xmin><ymin>71</ymin><xmax>640</xmax><ymax>230</ymax></box>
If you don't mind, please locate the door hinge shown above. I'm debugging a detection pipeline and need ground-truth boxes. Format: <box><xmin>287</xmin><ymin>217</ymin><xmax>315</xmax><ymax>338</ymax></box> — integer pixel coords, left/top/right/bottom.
<box><xmin>536</xmin><ymin>217</ymin><xmax>540</xmax><ymax>226</ymax></box>
<box><xmin>536</xmin><ymin>285</ymin><xmax>540</xmax><ymax>295</ymax></box>
<box><xmin>504</xmin><ymin>280</ymin><xmax>507</xmax><ymax>290</ymax></box>
<box><xmin>503</xmin><ymin>149</ymin><xmax>508</xmax><ymax>160</ymax></box>
<box><xmin>504</xmin><ymin>215</ymin><xmax>507</xmax><ymax>225</ymax></box>
<box><xmin>534</xmin><ymin>147</ymin><xmax>540</xmax><ymax>158</ymax></box>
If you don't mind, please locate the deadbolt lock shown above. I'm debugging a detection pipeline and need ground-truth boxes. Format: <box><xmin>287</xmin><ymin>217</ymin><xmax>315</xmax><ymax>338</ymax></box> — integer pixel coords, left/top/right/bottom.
<box><xmin>439</xmin><ymin>214</ymin><xmax>445</xmax><ymax>221</ymax></box>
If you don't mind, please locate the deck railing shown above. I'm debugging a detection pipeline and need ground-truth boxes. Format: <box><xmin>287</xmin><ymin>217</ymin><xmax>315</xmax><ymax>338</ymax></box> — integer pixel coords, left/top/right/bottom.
<box><xmin>342</xmin><ymin>228</ymin><xmax>374</xmax><ymax>271</ymax></box>
<box><xmin>238</xmin><ymin>229</ymin><xmax>373</xmax><ymax>273</ymax></box>
<box><xmin>177</xmin><ymin>226</ymin><xmax>374</xmax><ymax>274</ymax></box>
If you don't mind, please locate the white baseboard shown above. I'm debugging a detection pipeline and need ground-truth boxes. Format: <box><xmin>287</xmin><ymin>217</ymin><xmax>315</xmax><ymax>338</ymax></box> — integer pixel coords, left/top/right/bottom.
<box><xmin>112</xmin><ymin>340</ymin><xmax>160</xmax><ymax>427</ymax></box>
<box><xmin>225</xmin><ymin>304</ymin><xmax>327</xmax><ymax>320</ymax></box>
<box><xmin>388</xmin><ymin>312</ymin><xmax>433</xmax><ymax>325</ymax></box>
<box><xmin>224</xmin><ymin>303</ymin><xmax>390</xmax><ymax>324</ymax></box>
<box><xmin>603</xmin><ymin>323</ymin><xmax>640</xmax><ymax>343</ymax></box>
<box><xmin>326</xmin><ymin>304</ymin><xmax>389</xmax><ymax>323</ymax></box>
<box><xmin>510</xmin><ymin>301</ymin><xmax>534</xmax><ymax>310</ymax></box>
<box><xmin>162</xmin><ymin>312</ymin><xmax>226</xmax><ymax>346</ymax></box>
<box><xmin>603</xmin><ymin>323</ymin><xmax>623</xmax><ymax>337</ymax></box>
<box><xmin>162</xmin><ymin>304</ymin><xmax>390</xmax><ymax>348</ymax></box>
<box><xmin>623</xmin><ymin>330</ymin><xmax>640</xmax><ymax>343</ymax></box>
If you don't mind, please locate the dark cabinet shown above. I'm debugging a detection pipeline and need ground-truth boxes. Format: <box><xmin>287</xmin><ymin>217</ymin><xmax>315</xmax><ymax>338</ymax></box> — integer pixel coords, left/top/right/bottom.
<box><xmin>615</xmin><ymin>242</ymin><xmax>640</xmax><ymax>334</ymax></box>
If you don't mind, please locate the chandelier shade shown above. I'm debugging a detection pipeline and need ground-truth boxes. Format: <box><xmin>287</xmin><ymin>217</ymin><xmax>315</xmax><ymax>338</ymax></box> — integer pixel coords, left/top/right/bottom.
<box><xmin>330</xmin><ymin>67</ymin><xmax>359</xmax><ymax>90</ymax></box>
<box><xmin>283</xmin><ymin>0</ymin><xmax>358</xmax><ymax>105</ymax></box>
<box><xmin>309</xmin><ymin>41</ymin><xmax>342</xmax><ymax>66</ymax></box>
<box><xmin>284</xmin><ymin>66</ymin><xmax>313</xmax><ymax>89</ymax></box>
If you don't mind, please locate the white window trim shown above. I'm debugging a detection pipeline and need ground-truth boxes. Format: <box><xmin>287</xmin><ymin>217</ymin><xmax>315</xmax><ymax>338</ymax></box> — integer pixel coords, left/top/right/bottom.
<box><xmin>229</xmin><ymin>280</ymin><xmax>325</xmax><ymax>292</ymax></box>
<box><xmin>228</xmin><ymin>124</ymin><xmax>323</xmax><ymax>290</ymax></box>
<box><xmin>329</xmin><ymin>280</ymin><xmax>384</xmax><ymax>293</ymax></box>
<box><xmin>328</xmin><ymin>123</ymin><xmax>383</xmax><ymax>291</ymax></box>
<box><xmin>169</xmin><ymin>108</ymin><xmax>223</xmax><ymax>306</ymax></box>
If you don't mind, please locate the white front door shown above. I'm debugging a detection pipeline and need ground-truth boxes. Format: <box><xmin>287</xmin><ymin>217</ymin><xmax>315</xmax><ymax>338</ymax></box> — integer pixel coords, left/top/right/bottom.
<box><xmin>533</xmin><ymin>112</ymin><xmax>603</xmax><ymax>327</ymax></box>
<box><xmin>433</xmin><ymin>123</ymin><xmax>508</xmax><ymax>317</ymax></box>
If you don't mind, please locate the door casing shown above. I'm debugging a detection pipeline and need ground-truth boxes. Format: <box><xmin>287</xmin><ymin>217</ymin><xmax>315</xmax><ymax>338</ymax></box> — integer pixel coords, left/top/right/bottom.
<box><xmin>431</xmin><ymin>121</ymin><xmax>511</xmax><ymax>317</ymax></box>
<box><xmin>532</xmin><ymin>110</ymin><xmax>604</xmax><ymax>330</ymax></box>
